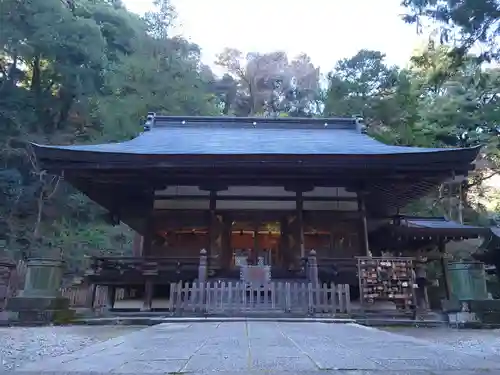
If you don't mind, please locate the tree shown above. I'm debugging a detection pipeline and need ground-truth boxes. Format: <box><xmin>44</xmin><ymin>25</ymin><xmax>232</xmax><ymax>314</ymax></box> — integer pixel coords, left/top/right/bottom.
<box><xmin>324</xmin><ymin>50</ymin><xmax>405</xmax><ymax>131</ymax></box>
<box><xmin>215</xmin><ymin>49</ymin><xmax>320</xmax><ymax>116</ymax></box>
<box><xmin>323</xmin><ymin>46</ymin><xmax>500</xmax><ymax>223</ymax></box>
<box><xmin>401</xmin><ymin>0</ymin><xmax>500</xmax><ymax>63</ymax></box>
<box><xmin>0</xmin><ymin>0</ymin><xmax>220</xmax><ymax>271</ymax></box>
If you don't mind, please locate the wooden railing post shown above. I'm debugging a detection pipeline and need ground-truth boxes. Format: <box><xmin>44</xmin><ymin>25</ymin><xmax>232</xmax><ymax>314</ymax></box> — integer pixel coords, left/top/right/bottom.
<box><xmin>308</xmin><ymin>250</ymin><xmax>319</xmax><ymax>314</ymax></box>
<box><xmin>344</xmin><ymin>284</ymin><xmax>351</xmax><ymax>313</ymax></box>
<box><xmin>308</xmin><ymin>250</ymin><xmax>319</xmax><ymax>287</ymax></box>
<box><xmin>86</xmin><ymin>283</ymin><xmax>97</xmax><ymax>310</ymax></box>
<box><xmin>285</xmin><ymin>282</ymin><xmax>291</xmax><ymax>312</ymax></box>
<box><xmin>199</xmin><ymin>249</ymin><xmax>207</xmax><ymax>283</ymax></box>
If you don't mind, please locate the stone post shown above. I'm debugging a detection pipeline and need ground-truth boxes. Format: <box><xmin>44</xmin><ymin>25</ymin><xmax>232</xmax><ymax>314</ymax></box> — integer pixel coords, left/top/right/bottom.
<box><xmin>198</xmin><ymin>249</ymin><xmax>207</xmax><ymax>283</ymax></box>
<box><xmin>308</xmin><ymin>250</ymin><xmax>319</xmax><ymax>287</ymax></box>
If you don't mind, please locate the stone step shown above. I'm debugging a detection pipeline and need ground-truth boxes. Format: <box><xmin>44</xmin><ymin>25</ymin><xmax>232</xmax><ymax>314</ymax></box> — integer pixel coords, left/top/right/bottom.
<box><xmin>355</xmin><ymin>318</ymin><xmax>447</xmax><ymax>327</ymax></box>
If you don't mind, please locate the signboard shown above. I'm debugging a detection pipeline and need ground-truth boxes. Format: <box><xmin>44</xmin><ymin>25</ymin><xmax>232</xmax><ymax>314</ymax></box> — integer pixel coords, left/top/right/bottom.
<box><xmin>240</xmin><ymin>265</ymin><xmax>271</xmax><ymax>287</ymax></box>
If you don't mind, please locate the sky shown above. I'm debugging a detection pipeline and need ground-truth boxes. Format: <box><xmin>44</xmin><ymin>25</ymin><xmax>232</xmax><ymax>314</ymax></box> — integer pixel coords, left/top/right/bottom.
<box><xmin>123</xmin><ymin>0</ymin><xmax>428</xmax><ymax>73</ymax></box>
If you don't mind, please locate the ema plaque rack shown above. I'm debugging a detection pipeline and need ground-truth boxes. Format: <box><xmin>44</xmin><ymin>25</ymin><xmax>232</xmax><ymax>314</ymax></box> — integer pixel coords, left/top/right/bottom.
<box><xmin>357</xmin><ymin>256</ymin><xmax>416</xmax><ymax>307</ymax></box>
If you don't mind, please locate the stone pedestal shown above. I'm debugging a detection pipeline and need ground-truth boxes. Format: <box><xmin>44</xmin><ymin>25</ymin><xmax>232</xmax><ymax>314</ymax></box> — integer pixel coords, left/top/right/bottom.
<box><xmin>5</xmin><ymin>258</ymin><xmax>70</xmax><ymax>324</ymax></box>
<box><xmin>0</xmin><ymin>259</ymin><xmax>16</xmax><ymax>322</ymax></box>
<box><xmin>0</xmin><ymin>259</ymin><xmax>15</xmax><ymax>304</ymax></box>
<box><xmin>443</xmin><ymin>299</ymin><xmax>500</xmax><ymax>327</ymax></box>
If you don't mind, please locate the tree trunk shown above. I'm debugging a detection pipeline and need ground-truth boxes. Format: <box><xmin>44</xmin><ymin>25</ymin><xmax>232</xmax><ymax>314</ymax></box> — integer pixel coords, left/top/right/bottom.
<box><xmin>56</xmin><ymin>89</ymin><xmax>75</xmax><ymax>130</ymax></box>
<box><xmin>30</xmin><ymin>55</ymin><xmax>41</xmax><ymax>95</ymax></box>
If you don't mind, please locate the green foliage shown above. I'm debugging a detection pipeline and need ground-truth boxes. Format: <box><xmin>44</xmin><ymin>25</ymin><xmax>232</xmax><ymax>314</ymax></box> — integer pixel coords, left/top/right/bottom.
<box><xmin>52</xmin><ymin>308</ymin><xmax>77</xmax><ymax>325</ymax></box>
<box><xmin>2</xmin><ymin>0</ymin><xmax>500</xmax><ymax>276</ymax></box>
<box><xmin>0</xmin><ymin>0</ymin><xmax>220</xmax><ymax>273</ymax></box>
<box><xmin>401</xmin><ymin>0</ymin><xmax>500</xmax><ymax>63</ymax></box>
<box><xmin>324</xmin><ymin>43</ymin><xmax>500</xmax><ymax>220</ymax></box>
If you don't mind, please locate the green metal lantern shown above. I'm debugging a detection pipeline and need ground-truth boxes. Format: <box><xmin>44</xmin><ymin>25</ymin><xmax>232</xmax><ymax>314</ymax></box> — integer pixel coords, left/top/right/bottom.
<box><xmin>447</xmin><ymin>261</ymin><xmax>488</xmax><ymax>301</ymax></box>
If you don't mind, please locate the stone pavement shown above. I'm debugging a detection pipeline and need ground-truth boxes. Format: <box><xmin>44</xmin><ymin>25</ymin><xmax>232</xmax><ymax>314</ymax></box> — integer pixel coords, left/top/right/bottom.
<box><xmin>13</xmin><ymin>322</ymin><xmax>500</xmax><ymax>374</ymax></box>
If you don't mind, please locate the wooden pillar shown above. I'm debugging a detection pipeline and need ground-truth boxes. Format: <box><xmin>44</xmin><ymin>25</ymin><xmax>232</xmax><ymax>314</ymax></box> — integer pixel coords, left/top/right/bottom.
<box><xmin>86</xmin><ymin>283</ymin><xmax>97</xmax><ymax>310</ymax></box>
<box><xmin>141</xmin><ymin>279</ymin><xmax>154</xmax><ymax>311</ymax></box>
<box><xmin>106</xmin><ymin>286</ymin><xmax>116</xmax><ymax>310</ymax></box>
<box><xmin>329</xmin><ymin>227</ymin><xmax>335</xmax><ymax>257</ymax></box>
<box><xmin>280</xmin><ymin>217</ymin><xmax>290</xmax><ymax>268</ymax></box>
<box><xmin>253</xmin><ymin>221</ymin><xmax>259</xmax><ymax>264</ymax></box>
<box><xmin>222</xmin><ymin>216</ymin><xmax>232</xmax><ymax>269</ymax></box>
<box><xmin>357</xmin><ymin>192</ymin><xmax>371</xmax><ymax>257</ymax></box>
<box><xmin>141</xmin><ymin>194</ymin><xmax>155</xmax><ymax>257</ymax></box>
<box><xmin>297</xmin><ymin>191</ymin><xmax>305</xmax><ymax>258</ymax></box>
<box><xmin>438</xmin><ymin>239</ymin><xmax>450</xmax><ymax>300</ymax></box>
<box><xmin>132</xmin><ymin>233</ymin><xmax>142</xmax><ymax>256</ymax></box>
<box><xmin>141</xmin><ymin>193</ymin><xmax>155</xmax><ymax>311</ymax></box>
<box><xmin>208</xmin><ymin>191</ymin><xmax>222</xmax><ymax>270</ymax></box>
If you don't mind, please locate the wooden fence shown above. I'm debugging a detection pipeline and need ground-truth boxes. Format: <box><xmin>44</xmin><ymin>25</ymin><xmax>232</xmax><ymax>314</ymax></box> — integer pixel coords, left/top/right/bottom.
<box><xmin>167</xmin><ymin>281</ymin><xmax>351</xmax><ymax>315</ymax></box>
<box><xmin>60</xmin><ymin>286</ymin><xmax>125</xmax><ymax>308</ymax></box>
<box><xmin>60</xmin><ymin>281</ymin><xmax>351</xmax><ymax>316</ymax></box>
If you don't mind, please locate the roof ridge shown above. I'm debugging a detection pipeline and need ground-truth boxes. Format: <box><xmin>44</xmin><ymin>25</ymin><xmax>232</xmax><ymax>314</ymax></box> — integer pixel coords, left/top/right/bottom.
<box><xmin>403</xmin><ymin>216</ymin><xmax>448</xmax><ymax>221</ymax></box>
<box><xmin>143</xmin><ymin>113</ymin><xmax>363</xmax><ymax>132</ymax></box>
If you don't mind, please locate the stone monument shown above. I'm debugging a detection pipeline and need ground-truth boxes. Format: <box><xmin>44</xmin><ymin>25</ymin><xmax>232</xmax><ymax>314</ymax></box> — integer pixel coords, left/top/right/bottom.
<box><xmin>5</xmin><ymin>257</ymin><xmax>70</xmax><ymax>323</ymax></box>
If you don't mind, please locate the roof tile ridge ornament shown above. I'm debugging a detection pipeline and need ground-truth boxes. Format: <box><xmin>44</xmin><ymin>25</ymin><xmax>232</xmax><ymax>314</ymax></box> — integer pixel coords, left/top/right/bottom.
<box><xmin>355</xmin><ymin>116</ymin><xmax>366</xmax><ymax>133</ymax></box>
<box><xmin>143</xmin><ymin>112</ymin><xmax>156</xmax><ymax>132</ymax></box>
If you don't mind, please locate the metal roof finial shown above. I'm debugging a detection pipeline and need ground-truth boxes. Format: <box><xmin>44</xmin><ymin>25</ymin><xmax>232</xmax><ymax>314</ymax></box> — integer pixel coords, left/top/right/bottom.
<box><xmin>144</xmin><ymin>112</ymin><xmax>156</xmax><ymax>132</ymax></box>
<box><xmin>355</xmin><ymin>116</ymin><xmax>366</xmax><ymax>134</ymax></box>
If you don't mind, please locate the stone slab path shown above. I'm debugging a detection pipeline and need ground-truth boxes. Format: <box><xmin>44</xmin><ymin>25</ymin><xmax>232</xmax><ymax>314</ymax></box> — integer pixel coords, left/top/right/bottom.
<box><xmin>14</xmin><ymin>322</ymin><xmax>500</xmax><ymax>374</ymax></box>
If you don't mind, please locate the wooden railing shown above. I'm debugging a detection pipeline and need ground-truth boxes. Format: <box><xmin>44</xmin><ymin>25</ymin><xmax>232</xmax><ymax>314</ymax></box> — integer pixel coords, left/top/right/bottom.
<box><xmin>60</xmin><ymin>286</ymin><xmax>125</xmax><ymax>308</ymax></box>
<box><xmin>317</xmin><ymin>257</ymin><xmax>357</xmax><ymax>268</ymax></box>
<box><xmin>86</xmin><ymin>256</ymin><xmax>201</xmax><ymax>276</ymax></box>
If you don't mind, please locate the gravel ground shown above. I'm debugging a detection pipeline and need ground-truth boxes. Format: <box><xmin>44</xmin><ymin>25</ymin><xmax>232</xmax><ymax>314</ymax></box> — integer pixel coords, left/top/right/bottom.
<box><xmin>382</xmin><ymin>327</ymin><xmax>500</xmax><ymax>359</ymax></box>
<box><xmin>0</xmin><ymin>325</ymin><xmax>144</xmax><ymax>371</ymax></box>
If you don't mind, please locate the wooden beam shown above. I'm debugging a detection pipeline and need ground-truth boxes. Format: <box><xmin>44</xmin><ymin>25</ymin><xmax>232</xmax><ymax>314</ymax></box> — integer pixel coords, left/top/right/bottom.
<box><xmin>284</xmin><ymin>184</ymin><xmax>315</xmax><ymax>193</ymax></box>
<box><xmin>46</xmin><ymin>156</ymin><xmax>476</xmax><ymax>176</ymax></box>
<box><xmin>153</xmin><ymin>209</ymin><xmax>361</xmax><ymax>222</ymax></box>
<box><xmin>154</xmin><ymin>194</ymin><xmax>358</xmax><ymax>202</ymax></box>
<box><xmin>198</xmin><ymin>184</ymin><xmax>229</xmax><ymax>192</ymax></box>
<box><xmin>65</xmin><ymin>169</ymin><xmax>467</xmax><ymax>184</ymax></box>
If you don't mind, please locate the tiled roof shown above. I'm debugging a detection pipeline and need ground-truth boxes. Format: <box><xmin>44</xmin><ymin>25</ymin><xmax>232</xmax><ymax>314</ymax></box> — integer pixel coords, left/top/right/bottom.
<box><xmin>401</xmin><ymin>217</ymin><xmax>488</xmax><ymax>234</ymax></box>
<box><xmin>490</xmin><ymin>227</ymin><xmax>500</xmax><ymax>237</ymax></box>
<box><xmin>33</xmin><ymin>116</ymin><xmax>476</xmax><ymax>156</ymax></box>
